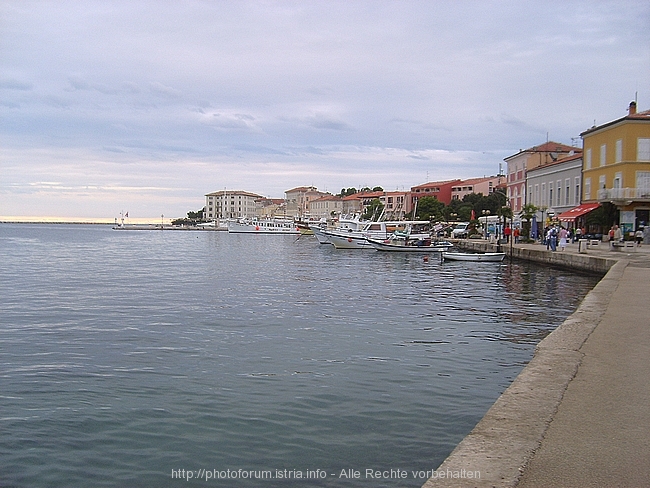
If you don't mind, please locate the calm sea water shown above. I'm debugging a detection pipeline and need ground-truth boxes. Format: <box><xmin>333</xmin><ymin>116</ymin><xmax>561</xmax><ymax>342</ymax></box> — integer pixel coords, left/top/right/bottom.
<box><xmin>0</xmin><ymin>224</ymin><xmax>601</xmax><ymax>487</ymax></box>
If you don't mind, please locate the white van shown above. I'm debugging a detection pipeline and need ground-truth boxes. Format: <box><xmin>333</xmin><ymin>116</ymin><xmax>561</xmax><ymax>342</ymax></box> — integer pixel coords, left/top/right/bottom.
<box><xmin>451</xmin><ymin>222</ymin><xmax>470</xmax><ymax>238</ymax></box>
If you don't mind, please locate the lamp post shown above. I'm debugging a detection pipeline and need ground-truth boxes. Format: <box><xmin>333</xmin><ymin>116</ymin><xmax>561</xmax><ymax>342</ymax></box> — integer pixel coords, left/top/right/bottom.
<box><xmin>539</xmin><ymin>206</ymin><xmax>547</xmax><ymax>242</ymax></box>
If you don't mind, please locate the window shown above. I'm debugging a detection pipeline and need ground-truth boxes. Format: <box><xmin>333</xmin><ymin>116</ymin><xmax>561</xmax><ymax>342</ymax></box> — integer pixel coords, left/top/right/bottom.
<box><xmin>586</xmin><ymin>148</ymin><xmax>592</xmax><ymax>169</ymax></box>
<box><xmin>557</xmin><ymin>181</ymin><xmax>562</xmax><ymax>207</ymax></box>
<box><xmin>613</xmin><ymin>172</ymin><xmax>622</xmax><ymax>189</ymax></box>
<box><xmin>637</xmin><ymin>171</ymin><xmax>650</xmax><ymax>191</ymax></box>
<box><xmin>600</xmin><ymin>144</ymin><xmax>607</xmax><ymax>167</ymax></box>
<box><xmin>638</xmin><ymin>138</ymin><xmax>650</xmax><ymax>161</ymax></box>
<box><xmin>616</xmin><ymin>139</ymin><xmax>623</xmax><ymax>163</ymax></box>
<box><xmin>549</xmin><ymin>188</ymin><xmax>553</xmax><ymax>207</ymax></box>
<box><xmin>541</xmin><ymin>183</ymin><xmax>546</xmax><ymax>205</ymax></box>
<box><xmin>565</xmin><ymin>179</ymin><xmax>570</xmax><ymax>205</ymax></box>
<box><xmin>574</xmin><ymin>177</ymin><xmax>581</xmax><ymax>205</ymax></box>
<box><xmin>585</xmin><ymin>178</ymin><xmax>591</xmax><ymax>200</ymax></box>
<box><xmin>599</xmin><ymin>174</ymin><xmax>606</xmax><ymax>190</ymax></box>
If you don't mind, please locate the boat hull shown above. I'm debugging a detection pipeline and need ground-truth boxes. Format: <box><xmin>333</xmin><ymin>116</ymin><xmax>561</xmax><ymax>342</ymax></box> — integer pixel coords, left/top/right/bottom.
<box><xmin>227</xmin><ymin>220</ymin><xmax>300</xmax><ymax>234</ymax></box>
<box><xmin>442</xmin><ymin>252</ymin><xmax>506</xmax><ymax>262</ymax></box>
<box><xmin>367</xmin><ymin>238</ymin><xmax>453</xmax><ymax>252</ymax></box>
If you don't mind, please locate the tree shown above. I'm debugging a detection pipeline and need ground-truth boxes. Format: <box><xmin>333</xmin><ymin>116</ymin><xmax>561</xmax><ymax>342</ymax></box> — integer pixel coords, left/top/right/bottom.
<box><xmin>416</xmin><ymin>196</ymin><xmax>445</xmax><ymax>221</ymax></box>
<box><xmin>586</xmin><ymin>202</ymin><xmax>618</xmax><ymax>234</ymax></box>
<box><xmin>372</xmin><ymin>186</ymin><xmax>384</xmax><ymax>192</ymax></box>
<box><xmin>339</xmin><ymin>188</ymin><xmax>357</xmax><ymax>197</ymax></box>
<box><xmin>519</xmin><ymin>203</ymin><xmax>538</xmax><ymax>238</ymax></box>
<box><xmin>362</xmin><ymin>198</ymin><xmax>384</xmax><ymax>220</ymax></box>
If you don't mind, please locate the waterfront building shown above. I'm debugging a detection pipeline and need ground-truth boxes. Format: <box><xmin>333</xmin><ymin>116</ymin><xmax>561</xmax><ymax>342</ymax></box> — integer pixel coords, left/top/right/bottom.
<box><xmin>451</xmin><ymin>176</ymin><xmax>506</xmax><ymax>201</ymax></box>
<box><xmin>410</xmin><ymin>180</ymin><xmax>460</xmax><ymax>209</ymax></box>
<box><xmin>504</xmin><ymin>141</ymin><xmax>577</xmax><ymax>215</ymax></box>
<box><xmin>205</xmin><ymin>190</ymin><xmax>264</xmax><ymax>220</ymax></box>
<box><xmin>580</xmin><ymin>101</ymin><xmax>650</xmax><ymax>236</ymax></box>
<box><xmin>338</xmin><ymin>190</ymin><xmax>409</xmax><ymax>219</ymax></box>
<box><xmin>308</xmin><ymin>194</ymin><xmax>343</xmax><ymax>219</ymax></box>
<box><xmin>284</xmin><ymin>186</ymin><xmax>329</xmax><ymax>220</ymax></box>
<box><xmin>526</xmin><ymin>151</ymin><xmax>584</xmax><ymax>233</ymax></box>
<box><xmin>256</xmin><ymin>198</ymin><xmax>286</xmax><ymax>219</ymax></box>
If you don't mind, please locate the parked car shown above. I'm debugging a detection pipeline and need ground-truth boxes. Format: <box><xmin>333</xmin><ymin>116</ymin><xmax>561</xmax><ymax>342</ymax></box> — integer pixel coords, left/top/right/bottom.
<box><xmin>451</xmin><ymin>222</ymin><xmax>470</xmax><ymax>238</ymax></box>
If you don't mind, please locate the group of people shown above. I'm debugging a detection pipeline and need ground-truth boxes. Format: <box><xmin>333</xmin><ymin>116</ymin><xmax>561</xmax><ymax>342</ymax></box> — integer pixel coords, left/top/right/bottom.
<box><xmin>544</xmin><ymin>225</ymin><xmax>570</xmax><ymax>252</ymax></box>
<box><xmin>608</xmin><ymin>225</ymin><xmax>646</xmax><ymax>247</ymax></box>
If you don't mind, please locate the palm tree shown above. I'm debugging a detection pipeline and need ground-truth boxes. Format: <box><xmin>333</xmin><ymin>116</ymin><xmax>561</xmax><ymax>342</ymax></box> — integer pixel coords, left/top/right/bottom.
<box><xmin>519</xmin><ymin>203</ymin><xmax>538</xmax><ymax>239</ymax></box>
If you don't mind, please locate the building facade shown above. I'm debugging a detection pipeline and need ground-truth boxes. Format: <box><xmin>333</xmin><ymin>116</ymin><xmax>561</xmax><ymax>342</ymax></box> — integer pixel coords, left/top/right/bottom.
<box><xmin>284</xmin><ymin>186</ymin><xmax>329</xmax><ymax>219</ymax></box>
<box><xmin>526</xmin><ymin>152</ymin><xmax>583</xmax><ymax>231</ymax></box>
<box><xmin>504</xmin><ymin>141</ymin><xmax>577</xmax><ymax>214</ymax></box>
<box><xmin>205</xmin><ymin>190</ymin><xmax>264</xmax><ymax>220</ymax></box>
<box><xmin>308</xmin><ymin>195</ymin><xmax>343</xmax><ymax>219</ymax></box>
<box><xmin>410</xmin><ymin>180</ymin><xmax>460</xmax><ymax>208</ymax></box>
<box><xmin>451</xmin><ymin>176</ymin><xmax>505</xmax><ymax>201</ymax></box>
<box><xmin>581</xmin><ymin>101</ymin><xmax>650</xmax><ymax>234</ymax></box>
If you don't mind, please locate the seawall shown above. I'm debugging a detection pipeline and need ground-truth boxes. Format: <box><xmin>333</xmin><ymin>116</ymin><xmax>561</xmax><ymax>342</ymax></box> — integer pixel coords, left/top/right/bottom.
<box><xmin>423</xmin><ymin>240</ymin><xmax>648</xmax><ymax>487</ymax></box>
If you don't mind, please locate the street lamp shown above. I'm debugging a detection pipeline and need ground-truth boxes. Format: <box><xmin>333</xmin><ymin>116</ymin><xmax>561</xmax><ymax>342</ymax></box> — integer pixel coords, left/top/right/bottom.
<box><xmin>539</xmin><ymin>206</ymin><xmax>548</xmax><ymax>241</ymax></box>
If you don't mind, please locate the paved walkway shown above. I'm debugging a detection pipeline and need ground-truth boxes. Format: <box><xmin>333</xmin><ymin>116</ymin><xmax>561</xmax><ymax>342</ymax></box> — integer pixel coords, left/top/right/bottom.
<box><xmin>423</xmin><ymin>239</ymin><xmax>650</xmax><ymax>487</ymax></box>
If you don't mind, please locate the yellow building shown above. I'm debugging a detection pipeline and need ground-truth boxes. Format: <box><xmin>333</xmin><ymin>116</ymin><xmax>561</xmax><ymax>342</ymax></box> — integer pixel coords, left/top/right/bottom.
<box><xmin>581</xmin><ymin>101</ymin><xmax>650</xmax><ymax>234</ymax></box>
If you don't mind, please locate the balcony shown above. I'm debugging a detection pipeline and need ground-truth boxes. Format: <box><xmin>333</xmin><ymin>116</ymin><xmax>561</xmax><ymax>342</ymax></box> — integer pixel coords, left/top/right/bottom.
<box><xmin>597</xmin><ymin>187</ymin><xmax>650</xmax><ymax>205</ymax></box>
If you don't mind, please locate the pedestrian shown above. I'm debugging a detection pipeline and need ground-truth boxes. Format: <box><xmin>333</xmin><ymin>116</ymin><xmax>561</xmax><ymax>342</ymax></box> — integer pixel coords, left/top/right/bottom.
<box><xmin>548</xmin><ymin>226</ymin><xmax>558</xmax><ymax>251</ymax></box>
<box><xmin>613</xmin><ymin>225</ymin><xmax>622</xmax><ymax>243</ymax></box>
<box><xmin>504</xmin><ymin>225</ymin><xmax>511</xmax><ymax>243</ymax></box>
<box><xmin>575</xmin><ymin>226</ymin><xmax>582</xmax><ymax>242</ymax></box>
<box><xmin>635</xmin><ymin>227</ymin><xmax>644</xmax><ymax>246</ymax></box>
<box><xmin>559</xmin><ymin>226</ymin><xmax>568</xmax><ymax>251</ymax></box>
<box><xmin>545</xmin><ymin>226</ymin><xmax>551</xmax><ymax>249</ymax></box>
<box><xmin>514</xmin><ymin>227</ymin><xmax>520</xmax><ymax>244</ymax></box>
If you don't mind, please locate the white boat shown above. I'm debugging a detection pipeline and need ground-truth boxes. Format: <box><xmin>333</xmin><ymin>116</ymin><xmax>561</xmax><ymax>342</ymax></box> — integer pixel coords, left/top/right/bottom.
<box><xmin>367</xmin><ymin>236</ymin><xmax>453</xmax><ymax>252</ymax></box>
<box><xmin>326</xmin><ymin>221</ymin><xmax>432</xmax><ymax>249</ymax></box>
<box><xmin>227</xmin><ymin>218</ymin><xmax>300</xmax><ymax>234</ymax></box>
<box><xmin>442</xmin><ymin>252</ymin><xmax>506</xmax><ymax>262</ymax></box>
<box><xmin>309</xmin><ymin>215</ymin><xmax>370</xmax><ymax>245</ymax></box>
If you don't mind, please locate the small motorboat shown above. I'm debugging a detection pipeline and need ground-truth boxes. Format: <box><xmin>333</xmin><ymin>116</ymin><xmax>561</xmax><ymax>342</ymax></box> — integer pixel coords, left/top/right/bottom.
<box><xmin>442</xmin><ymin>251</ymin><xmax>506</xmax><ymax>262</ymax></box>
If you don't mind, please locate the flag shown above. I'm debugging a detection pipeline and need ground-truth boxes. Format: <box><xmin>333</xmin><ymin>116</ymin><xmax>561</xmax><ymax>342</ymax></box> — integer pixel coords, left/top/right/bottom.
<box><xmin>125</xmin><ymin>212</ymin><xmax>129</xmax><ymax>217</ymax></box>
<box><xmin>470</xmin><ymin>209</ymin><xmax>475</xmax><ymax>220</ymax></box>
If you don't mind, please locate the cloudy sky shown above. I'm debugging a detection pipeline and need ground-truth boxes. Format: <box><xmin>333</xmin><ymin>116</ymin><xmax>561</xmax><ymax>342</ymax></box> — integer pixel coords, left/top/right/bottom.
<box><xmin>1</xmin><ymin>1</ymin><xmax>649</xmax><ymax>220</ymax></box>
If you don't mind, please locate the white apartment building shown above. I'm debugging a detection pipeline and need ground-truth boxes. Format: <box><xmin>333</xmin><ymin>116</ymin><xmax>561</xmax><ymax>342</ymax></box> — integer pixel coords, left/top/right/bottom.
<box><xmin>525</xmin><ymin>152</ymin><xmax>582</xmax><ymax>229</ymax></box>
<box><xmin>204</xmin><ymin>190</ymin><xmax>264</xmax><ymax>220</ymax></box>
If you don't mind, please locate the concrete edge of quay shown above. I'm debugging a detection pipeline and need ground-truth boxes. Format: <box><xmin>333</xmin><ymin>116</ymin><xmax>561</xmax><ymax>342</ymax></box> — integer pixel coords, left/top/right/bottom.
<box><xmin>422</xmin><ymin>241</ymin><xmax>626</xmax><ymax>488</ymax></box>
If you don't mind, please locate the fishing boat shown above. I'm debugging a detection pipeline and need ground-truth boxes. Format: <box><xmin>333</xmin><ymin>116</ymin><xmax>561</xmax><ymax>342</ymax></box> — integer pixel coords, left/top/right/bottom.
<box><xmin>441</xmin><ymin>252</ymin><xmax>506</xmax><ymax>262</ymax></box>
<box><xmin>366</xmin><ymin>235</ymin><xmax>453</xmax><ymax>252</ymax></box>
<box><xmin>325</xmin><ymin>220</ymin><xmax>432</xmax><ymax>249</ymax></box>
<box><xmin>227</xmin><ymin>218</ymin><xmax>300</xmax><ymax>234</ymax></box>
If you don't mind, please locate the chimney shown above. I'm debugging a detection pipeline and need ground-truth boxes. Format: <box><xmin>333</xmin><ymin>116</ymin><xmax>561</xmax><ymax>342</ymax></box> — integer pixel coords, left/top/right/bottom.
<box><xmin>629</xmin><ymin>101</ymin><xmax>637</xmax><ymax>115</ymax></box>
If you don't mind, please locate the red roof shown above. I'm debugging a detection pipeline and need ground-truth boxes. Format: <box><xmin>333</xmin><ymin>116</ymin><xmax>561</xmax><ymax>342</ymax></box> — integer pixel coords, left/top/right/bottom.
<box><xmin>557</xmin><ymin>203</ymin><xmax>600</xmax><ymax>221</ymax></box>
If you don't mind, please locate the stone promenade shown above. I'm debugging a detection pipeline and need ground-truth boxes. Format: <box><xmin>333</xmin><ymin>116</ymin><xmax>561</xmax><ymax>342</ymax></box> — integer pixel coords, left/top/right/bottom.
<box><xmin>423</xmin><ymin>239</ymin><xmax>650</xmax><ymax>487</ymax></box>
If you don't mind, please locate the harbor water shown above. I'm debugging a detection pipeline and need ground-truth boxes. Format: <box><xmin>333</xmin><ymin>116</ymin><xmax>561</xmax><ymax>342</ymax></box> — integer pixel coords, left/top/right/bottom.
<box><xmin>0</xmin><ymin>224</ymin><xmax>602</xmax><ymax>487</ymax></box>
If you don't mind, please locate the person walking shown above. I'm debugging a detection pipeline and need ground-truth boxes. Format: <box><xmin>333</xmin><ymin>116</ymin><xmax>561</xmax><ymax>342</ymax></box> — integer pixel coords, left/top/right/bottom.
<box><xmin>504</xmin><ymin>225</ymin><xmax>511</xmax><ymax>243</ymax></box>
<box><xmin>559</xmin><ymin>226</ymin><xmax>569</xmax><ymax>251</ymax></box>
<box><xmin>635</xmin><ymin>227</ymin><xmax>644</xmax><ymax>246</ymax></box>
<box><xmin>549</xmin><ymin>226</ymin><xmax>558</xmax><ymax>251</ymax></box>
<box><xmin>574</xmin><ymin>226</ymin><xmax>582</xmax><ymax>242</ymax></box>
<box><xmin>514</xmin><ymin>227</ymin><xmax>520</xmax><ymax>244</ymax></box>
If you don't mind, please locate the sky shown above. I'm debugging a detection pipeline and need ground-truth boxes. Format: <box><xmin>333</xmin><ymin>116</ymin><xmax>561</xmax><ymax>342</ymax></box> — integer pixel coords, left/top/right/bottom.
<box><xmin>1</xmin><ymin>1</ymin><xmax>649</xmax><ymax>220</ymax></box>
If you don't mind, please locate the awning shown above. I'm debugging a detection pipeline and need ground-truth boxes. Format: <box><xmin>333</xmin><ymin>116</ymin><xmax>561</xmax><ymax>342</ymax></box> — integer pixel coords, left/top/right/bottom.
<box><xmin>557</xmin><ymin>203</ymin><xmax>600</xmax><ymax>221</ymax></box>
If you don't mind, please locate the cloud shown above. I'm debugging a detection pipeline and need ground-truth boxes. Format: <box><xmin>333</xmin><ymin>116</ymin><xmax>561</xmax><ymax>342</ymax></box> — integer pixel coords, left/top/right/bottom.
<box><xmin>0</xmin><ymin>0</ymin><xmax>648</xmax><ymax>218</ymax></box>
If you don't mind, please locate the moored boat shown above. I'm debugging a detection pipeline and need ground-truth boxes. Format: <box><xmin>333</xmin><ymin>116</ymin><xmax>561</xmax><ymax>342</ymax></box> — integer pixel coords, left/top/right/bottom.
<box><xmin>442</xmin><ymin>252</ymin><xmax>506</xmax><ymax>262</ymax></box>
<box><xmin>367</xmin><ymin>236</ymin><xmax>453</xmax><ymax>252</ymax></box>
<box><xmin>325</xmin><ymin>220</ymin><xmax>432</xmax><ymax>249</ymax></box>
<box><xmin>227</xmin><ymin>218</ymin><xmax>300</xmax><ymax>234</ymax></box>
